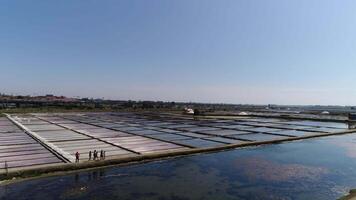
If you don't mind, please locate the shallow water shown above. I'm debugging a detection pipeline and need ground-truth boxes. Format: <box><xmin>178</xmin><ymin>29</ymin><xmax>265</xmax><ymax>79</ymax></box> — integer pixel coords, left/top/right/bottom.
<box><xmin>2</xmin><ymin>133</ymin><xmax>356</xmax><ymax>200</ymax></box>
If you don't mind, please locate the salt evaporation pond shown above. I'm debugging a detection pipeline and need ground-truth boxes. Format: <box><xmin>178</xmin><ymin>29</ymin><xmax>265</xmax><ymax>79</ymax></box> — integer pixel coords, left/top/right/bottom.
<box><xmin>2</xmin><ymin>133</ymin><xmax>356</xmax><ymax>200</ymax></box>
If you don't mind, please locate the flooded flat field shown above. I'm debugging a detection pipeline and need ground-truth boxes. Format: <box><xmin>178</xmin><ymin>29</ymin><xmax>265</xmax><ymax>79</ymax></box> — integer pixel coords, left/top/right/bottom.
<box><xmin>2</xmin><ymin>112</ymin><xmax>353</xmax><ymax>174</ymax></box>
<box><xmin>2</xmin><ymin>132</ymin><xmax>356</xmax><ymax>200</ymax></box>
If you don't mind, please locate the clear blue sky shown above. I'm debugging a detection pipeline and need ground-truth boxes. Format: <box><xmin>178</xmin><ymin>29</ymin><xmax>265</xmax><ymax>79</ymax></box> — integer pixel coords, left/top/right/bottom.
<box><xmin>1</xmin><ymin>0</ymin><xmax>356</xmax><ymax>105</ymax></box>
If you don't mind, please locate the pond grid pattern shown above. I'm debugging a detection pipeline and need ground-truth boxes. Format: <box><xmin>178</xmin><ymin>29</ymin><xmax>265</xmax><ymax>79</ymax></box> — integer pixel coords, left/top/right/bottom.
<box><xmin>0</xmin><ymin>112</ymin><xmax>351</xmax><ymax>172</ymax></box>
<box><xmin>0</xmin><ymin>117</ymin><xmax>63</xmax><ymax>171</ymax></box>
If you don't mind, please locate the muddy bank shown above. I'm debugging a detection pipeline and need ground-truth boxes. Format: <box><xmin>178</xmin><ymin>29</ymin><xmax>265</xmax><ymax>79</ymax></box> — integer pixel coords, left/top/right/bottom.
<box><xmin>339</xmin><ymin>189</ymin><xmax>356</xmax><ymax>200</ymax></box>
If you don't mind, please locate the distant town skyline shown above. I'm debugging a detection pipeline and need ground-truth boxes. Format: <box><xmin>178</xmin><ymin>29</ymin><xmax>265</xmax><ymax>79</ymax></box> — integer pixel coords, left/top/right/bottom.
<box><xmin>1</xmin><ymin>0</ymin><xmax>356</xmax><ymax>106</ymax></box>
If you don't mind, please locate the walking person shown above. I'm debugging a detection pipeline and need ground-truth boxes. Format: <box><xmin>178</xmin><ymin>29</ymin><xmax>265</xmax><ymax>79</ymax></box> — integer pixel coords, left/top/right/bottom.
<box><xmin>93</xmin><ymin>150</ymin><xmax>97</xmax><ymax>160</ymax></box>
<box><xmin>103</xmin><ymin>151</ymin><xmax>106</xmax><ymax>160</ymax></box>
<box><xmin>75</xmin><ymin>151</ymin><xmax>80</xmax><ymax>163</ymax></box>
<box><xmin>100</xmin><ymin>150</ymin><xmax>104</xmax><ymax>160</ymax></box>
<box><xmin>5</xmin><ymin>161</ymin><xmax>8</xmax><ymax>175</ymax></box>
<box><xmin>88</xmin><ymin>151</ymin><xmax>92</xmax><ymax>161</ymax></box>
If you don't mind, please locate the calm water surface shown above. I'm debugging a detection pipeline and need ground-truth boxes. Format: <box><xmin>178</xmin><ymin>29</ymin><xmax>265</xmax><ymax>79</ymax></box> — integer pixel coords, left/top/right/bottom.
<box><xmin>2</xmin><ymin>133</ymin><xmax>356</xmax><ymax>200</ymax></box>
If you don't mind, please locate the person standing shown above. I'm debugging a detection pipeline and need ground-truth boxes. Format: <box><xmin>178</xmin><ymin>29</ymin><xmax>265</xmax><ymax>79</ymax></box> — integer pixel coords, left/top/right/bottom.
<box><xmin>75</xmin><ymin>151</ymin><xmax>80</xmax><ymax>163</ymax></box>
<box><xmin>93</xmin><ymin>150</ymin><xmax>97</xmax><ymax>160</ymax></box>
<box><xmin>88</xmin><ymin>151</ymin><xmax>92</xmax><ymax>161</ymax></box>
<box><xmin>100</xmin><ymin>150</ymin><xmax>104</xmax><ymax>160</ymax></box>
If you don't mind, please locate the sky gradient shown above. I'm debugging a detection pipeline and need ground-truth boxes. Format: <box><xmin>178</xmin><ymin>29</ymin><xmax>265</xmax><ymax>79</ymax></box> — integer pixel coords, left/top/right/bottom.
<box><xmin>1</xmin><ymin>0</ymin><xmax>356</xmax><ymax>105</ymax></box>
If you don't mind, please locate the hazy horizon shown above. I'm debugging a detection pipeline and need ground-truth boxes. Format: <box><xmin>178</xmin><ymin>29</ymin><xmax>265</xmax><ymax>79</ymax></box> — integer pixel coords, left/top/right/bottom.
<box><xmin>2</xmin><ymin>91</ymin><xmax>355</xmax><ymax>107</ymax></box>
<box><xmin>1</xmin><ymin>0</ymin><xmax>356</xmax><ymax>106</ymax></box>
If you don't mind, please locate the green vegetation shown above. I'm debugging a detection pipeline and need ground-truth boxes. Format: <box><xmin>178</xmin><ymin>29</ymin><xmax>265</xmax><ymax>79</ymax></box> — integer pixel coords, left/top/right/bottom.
<box><xmin>0</xmin><ymin>106</ymin><xmax>183</xmax><ymax>114</ymax></box>
<box><xmin>1</xmin><ymin>107</ymin><xmax>109</xmax><ymax>114</ymax></box>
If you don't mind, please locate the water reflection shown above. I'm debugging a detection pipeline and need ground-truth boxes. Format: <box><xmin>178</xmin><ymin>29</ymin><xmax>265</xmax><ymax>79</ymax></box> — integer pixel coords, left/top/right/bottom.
<box><xmin>234</xmin><ymin>156</ymin><xmax>328</xmax><ymax>182</ymax></box>
<box><xmin>3</xmin><ymin>133</ymin><xmax>356</xmax><ymax>199</ymax></box>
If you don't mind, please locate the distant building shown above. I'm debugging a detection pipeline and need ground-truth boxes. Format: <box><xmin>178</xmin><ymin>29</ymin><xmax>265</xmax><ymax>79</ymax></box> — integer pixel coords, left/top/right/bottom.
<box><xmin>184</xmin><ymin>108</ymin><xmax>194</xmax><ymax>114</ymax></box>
<box><xmin>321</xmin><ymin>111</ymin><xmax>330</xmax><ymax>115</ymax></box>
<box><xmin>239</xmin><ymin>112</ymin><xmax>248</xmax><ymax>115</ymax></box>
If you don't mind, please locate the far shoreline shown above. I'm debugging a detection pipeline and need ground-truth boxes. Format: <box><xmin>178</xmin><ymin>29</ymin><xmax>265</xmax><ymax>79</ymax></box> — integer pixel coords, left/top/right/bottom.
<box><xmin>339</xmin><ymin>189</ymin><xmax>356</xmax><ymax>200</ymax></box>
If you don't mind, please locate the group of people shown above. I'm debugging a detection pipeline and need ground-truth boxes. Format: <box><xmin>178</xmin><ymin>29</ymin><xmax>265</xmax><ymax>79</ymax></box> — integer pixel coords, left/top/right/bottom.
<box><xmin>89</xmin><ymin>150</ymin><xmax>106</xmax><ymax>161</ymax></box>
<box><xmin>74</xmin><ymin>150</ymin><xmax>106</xmax><ymax>163</ymax></box>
